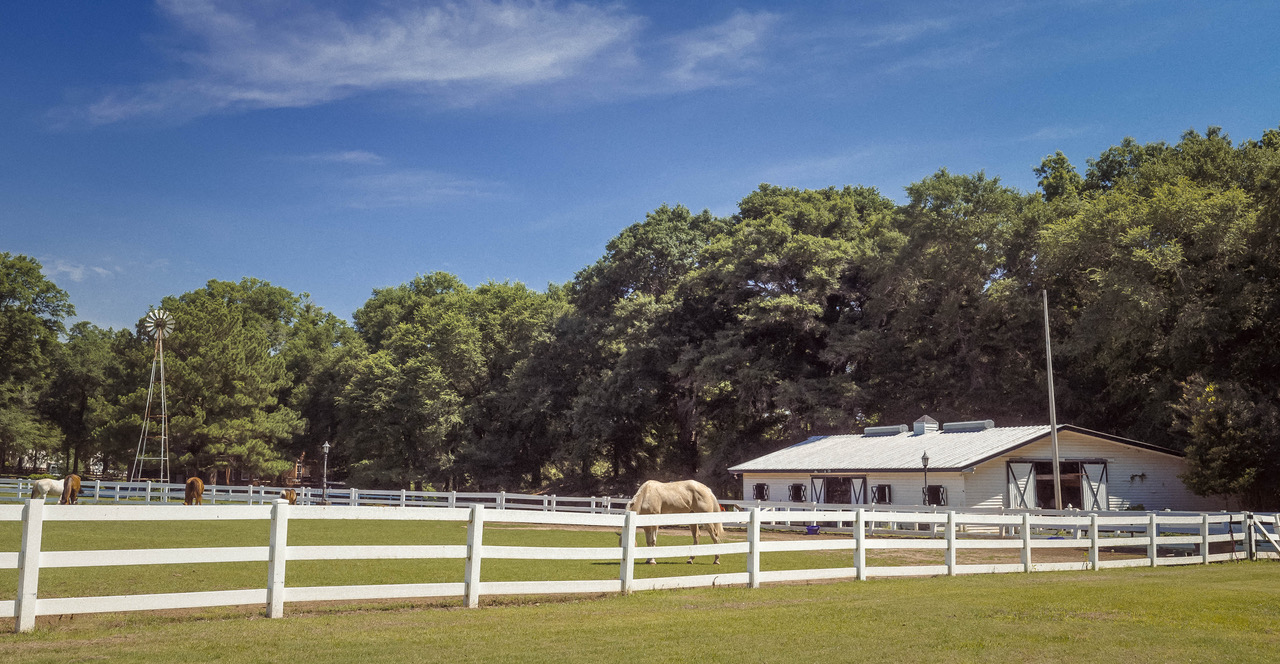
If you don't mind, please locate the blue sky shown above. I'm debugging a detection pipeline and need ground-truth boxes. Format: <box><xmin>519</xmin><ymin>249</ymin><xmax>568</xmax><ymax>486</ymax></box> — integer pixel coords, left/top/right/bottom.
<box><xmin>4</xmin><ymin>0</ymin><xmax>1278</xmax><ymax>330</ymax></box>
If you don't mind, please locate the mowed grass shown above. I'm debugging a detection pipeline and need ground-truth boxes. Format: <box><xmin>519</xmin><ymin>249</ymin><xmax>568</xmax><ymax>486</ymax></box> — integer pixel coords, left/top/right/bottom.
<box><xmin>0</xmin><ymin>561</ymin><xmax>1275</xmax><ymax>663</ymax></box>
<box><xmin>0</xmin><ymin>517</ymin><xmax>942</xmax><ymax>601</ymax></box>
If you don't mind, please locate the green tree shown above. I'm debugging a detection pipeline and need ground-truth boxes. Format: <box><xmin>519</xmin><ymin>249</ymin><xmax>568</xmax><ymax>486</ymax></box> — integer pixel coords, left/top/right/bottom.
<box><xmin>0</xmin><ymin>253</ymin><xmax>73</xmax><ymax>471</ymax></box>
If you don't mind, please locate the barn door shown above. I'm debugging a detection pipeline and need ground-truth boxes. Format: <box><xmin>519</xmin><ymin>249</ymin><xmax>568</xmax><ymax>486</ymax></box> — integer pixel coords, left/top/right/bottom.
<box><xmin>851</xmin><ymin>477</ymin><xmax>867</xmax><ymax>505</ymax></box>
<box><xmin>1007</xmin><ymin>462</ymin><xmax>1036</xmax><ymax>509</ymax></box>
<box><xmin>810</xmin><ymin>477</ymin><xmax>826</xmax><ymax>504</ymax></box>
<box><xmin>1082</xmin><ymin>463</ymin><xmax>1109</xmax><ymax>511</ymax></box>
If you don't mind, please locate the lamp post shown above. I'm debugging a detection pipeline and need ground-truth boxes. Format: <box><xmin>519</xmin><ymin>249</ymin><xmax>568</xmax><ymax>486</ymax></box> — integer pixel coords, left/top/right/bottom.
<box><xmin>322</xmin><ymin>441</ymin><xmax>330</xmax><ymax>504</ymax></box>
<box><xmin>921</xmin><ymin>450</ymin><xmax>930</xmax><ymax>506</ymax></box>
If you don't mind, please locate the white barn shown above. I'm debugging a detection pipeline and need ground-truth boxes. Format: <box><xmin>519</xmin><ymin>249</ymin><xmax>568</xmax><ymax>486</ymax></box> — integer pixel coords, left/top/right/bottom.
<box><xmin>728</xmin><ymin>416</ymin><xmax>1222</xmax><ymax>512</ymax></box>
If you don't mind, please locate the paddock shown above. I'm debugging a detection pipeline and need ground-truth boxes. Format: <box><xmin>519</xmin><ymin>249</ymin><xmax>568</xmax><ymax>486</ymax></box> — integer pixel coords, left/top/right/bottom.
<box><xmin>1</xmin><ymin>497</ymin><xmax>1276</xmax><ymax>633</ymax></box>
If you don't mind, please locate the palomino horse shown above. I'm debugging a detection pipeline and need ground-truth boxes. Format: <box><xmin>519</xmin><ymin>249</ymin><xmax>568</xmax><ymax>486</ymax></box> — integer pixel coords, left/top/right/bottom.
<box><xmin>279</xmin><ymin>489</ymin><xmax>297</xmax><ymax>505</ymax></box>
<box><xmin>59</xmin><ymin>474</ymin><xmax>81</xmax><ymax>504</ymax></box>
<box><xmin>626</xmin><ymin>479</ymin><xmax>724</xmax><ymax>565</ymax></box>
<box><xmin>184</xmin><ymin>477</ymin><xmax>204</xmax><ymax>505</ymax></box>
<box><xmin>30</xmin><ymin>478</ymin><xmax>64</xmax><ymax>501</ymax></box>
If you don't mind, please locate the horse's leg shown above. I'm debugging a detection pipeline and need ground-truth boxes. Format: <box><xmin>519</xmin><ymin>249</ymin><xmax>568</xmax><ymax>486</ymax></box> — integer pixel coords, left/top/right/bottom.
<box><xmin>709</xmin><ymin>524</ymin><xmax>722</xmax><ymax>565</ymax></box>
<box><xmin>644</xmin><ymin>526</ymin><xmax>658</xmax><ymax>564</ymax></box>
<box><xmin>688</xmin><ymin>524</ymin><xmax>699</xmax><ymax>564</ymax></box>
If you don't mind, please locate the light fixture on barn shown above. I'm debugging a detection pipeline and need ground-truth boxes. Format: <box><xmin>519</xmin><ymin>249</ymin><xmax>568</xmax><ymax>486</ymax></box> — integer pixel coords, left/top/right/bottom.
<box><xmin>322</xmin><ymin>440</ymin><xmax>331</xmax><ymax>504</ymax></box>
<box><xmin>1043</xmin><ymin>290</ymin><xmax>1064</xmax><ymax>510</ymax></box>
<box><xmin>131</xmin><ymin>309</ymin><xmax>176</xmax><ymax>483</ymax></box>
<box><xmin>921</xmin><ymin>450</ymin><xmax>930</xmax><ymax>506</ymax></box>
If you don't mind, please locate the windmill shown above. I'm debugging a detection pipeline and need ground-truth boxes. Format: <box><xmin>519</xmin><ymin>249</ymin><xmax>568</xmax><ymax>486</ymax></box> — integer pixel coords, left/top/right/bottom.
<box><xmin>131</xmin><ymin>309</ymin><xmax>176</xmax><ymax>483</ymax></box>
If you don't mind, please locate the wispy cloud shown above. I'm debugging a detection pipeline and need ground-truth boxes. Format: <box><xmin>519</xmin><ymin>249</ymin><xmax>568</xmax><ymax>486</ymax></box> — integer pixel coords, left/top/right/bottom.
<box><xmin>294</xmin><ymin>150</ymin><xmax>387</xmax><ymax>165</ymax></box>
<box><xmin>79</xmin><ymin>0</ymin><xmax>645</xmax><ymax>123</ymax></box>
<box><xmin>42</xmin><ymin>259</ymin><xmax>116</xmax><ymax>283</ymax></box>
<box><xmin>342</xmin><ymin>169</ymin><xmax>499</xmax><ymax>208</ymax></box>
<box><xmin>856</xmin><ymin>18</ymin><xmax>954</xmax><ymax>48</ymax></box>
<box><xmin>663</xmin><ymin>11</ymin><xmax>779</xmax><ymax>89</ymax></box>
<box><xmin>69</xmin><ymin>1</ymin><xmax>784</xmax><ymax>124</ymax></box>
<box><xmin>1024</xmin><ymin>125</ymin><xmax>1097</xmax><ymax>142</ymax></box>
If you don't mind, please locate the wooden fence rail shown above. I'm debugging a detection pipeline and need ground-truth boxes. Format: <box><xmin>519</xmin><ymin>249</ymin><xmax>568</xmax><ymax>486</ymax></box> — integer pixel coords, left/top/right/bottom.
<box><xmin>2</xmin><ymin>500</ymin><xmax>1276</xmax><ymax>632</ymax></box>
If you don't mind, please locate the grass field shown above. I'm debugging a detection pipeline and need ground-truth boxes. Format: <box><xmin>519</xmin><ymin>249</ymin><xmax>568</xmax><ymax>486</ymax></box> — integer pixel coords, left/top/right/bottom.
<box><xmin>0</xmin><ymin>560</ymin><xmax>1275</xmax><ymax>663</ymax></box>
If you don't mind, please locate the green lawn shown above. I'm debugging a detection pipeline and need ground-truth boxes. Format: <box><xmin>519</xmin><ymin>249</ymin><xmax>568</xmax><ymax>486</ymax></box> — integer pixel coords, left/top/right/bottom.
<box><xmin>0</xmin><ymin>561</ymin><xmax>1275</xmax><ymax>663</ymax></box>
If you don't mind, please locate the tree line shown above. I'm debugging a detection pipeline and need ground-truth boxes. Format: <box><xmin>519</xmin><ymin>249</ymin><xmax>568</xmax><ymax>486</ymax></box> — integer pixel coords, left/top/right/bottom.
<box><xmin>2</xmin><ymin>126</ymin><xmax>1277</xmax><ymax>508</ymax></box>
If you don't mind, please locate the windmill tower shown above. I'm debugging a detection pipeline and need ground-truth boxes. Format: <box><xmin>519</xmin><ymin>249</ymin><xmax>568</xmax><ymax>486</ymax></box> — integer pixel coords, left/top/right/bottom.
<box><xmin>131</xmin><ymin>309</ymin><xmax>176</xmax><ymax>482</ymax></box>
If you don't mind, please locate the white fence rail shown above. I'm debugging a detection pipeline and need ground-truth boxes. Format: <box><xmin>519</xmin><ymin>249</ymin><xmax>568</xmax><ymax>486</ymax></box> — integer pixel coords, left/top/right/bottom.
<box><xmin>2</xmin><ymin>498</ymin><xmax>1277</xmax><ymax>632</ymax></box>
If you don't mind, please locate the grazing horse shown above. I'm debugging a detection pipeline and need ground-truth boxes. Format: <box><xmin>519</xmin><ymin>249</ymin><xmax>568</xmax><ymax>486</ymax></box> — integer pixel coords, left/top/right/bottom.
<box><xmin>280</xmin><ymin>489</ymin><xmax>297</xmax><ymax>505</ymax></box>
<box><xmin>184</xmin><ymin>477</ymin><xmax>204</xmax><ymax>505</ymax></box>
<box><xmin>626</xmin><ymin>479</ymin><xmax>725</xmax><ymax>565</ymax></box>
<box><xmin>30</xmin><ymin>478</ymin><xmax>64</xmax><ymax>501</ymax></box>
<box><xmin>59</xmin><ymin>474</ymin><xmax>81</xmax><ymax>504</ymax></box>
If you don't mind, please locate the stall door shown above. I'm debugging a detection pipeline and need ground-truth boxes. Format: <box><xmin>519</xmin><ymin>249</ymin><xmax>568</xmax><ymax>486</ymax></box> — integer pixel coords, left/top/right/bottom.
<box><xmin>1007</xmin><ymin>462</ymin><xmax>1036</xmax><ymax>509</ymax></box>
<box><xmin>813</xmin><ymin>476</ymin><xmax>867</xmax><ymax>505</ymax></box>
<box><xmin>1081</xmin><ymin>463</ymin><xmax>1109</xmax><ymax>511</ymax></box>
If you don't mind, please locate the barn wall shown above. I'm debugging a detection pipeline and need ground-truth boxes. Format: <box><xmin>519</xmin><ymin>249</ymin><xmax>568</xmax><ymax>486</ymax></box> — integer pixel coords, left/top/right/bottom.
<box><xmin>965</xmin><ymin>431</ymin><xmax>1225</xmax><ymax>511</ymax></box>
<box><xmin>739</xmin><ymin>472</ymin><xmax>968</xmax><ymax>508</ymax></box>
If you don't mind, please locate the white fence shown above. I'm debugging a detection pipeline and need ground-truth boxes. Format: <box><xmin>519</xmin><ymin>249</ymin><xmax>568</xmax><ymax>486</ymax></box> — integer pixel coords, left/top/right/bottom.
<box><xmin>3</xmin><ymin>497</ymin><xmax>1278</xmax><ymax>633</ymax></box>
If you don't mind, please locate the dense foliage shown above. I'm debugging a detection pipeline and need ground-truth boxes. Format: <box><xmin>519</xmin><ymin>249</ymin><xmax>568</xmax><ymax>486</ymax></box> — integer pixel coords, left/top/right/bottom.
<box><xmin>5</xmin><ymin>125</ymin><xmax>1278</xmax><ymax>508</ymax></box>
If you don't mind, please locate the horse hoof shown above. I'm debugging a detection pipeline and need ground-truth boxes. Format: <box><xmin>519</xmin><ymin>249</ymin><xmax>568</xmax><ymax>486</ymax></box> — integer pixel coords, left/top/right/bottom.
<box><xmin>646</xmin><ymin>560</ymin><xmax>657</xmax><ymax>565</ymax></box>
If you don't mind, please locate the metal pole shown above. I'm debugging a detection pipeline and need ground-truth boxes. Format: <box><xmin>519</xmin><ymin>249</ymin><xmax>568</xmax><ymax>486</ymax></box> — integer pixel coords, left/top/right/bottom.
<box><xmin>322</xmin><ymin>442</ymin><xmax>329</xmax><ymax>504</ymax></box>
<box><xmin>922</xmin><ymin>451</ymin><xmax>930</xmax><ymax>506</ymax></box>
<box><xmin>1043</xmin><ymin>290</ymin><xmax>1063</xmax><ymax>510</ymax></box>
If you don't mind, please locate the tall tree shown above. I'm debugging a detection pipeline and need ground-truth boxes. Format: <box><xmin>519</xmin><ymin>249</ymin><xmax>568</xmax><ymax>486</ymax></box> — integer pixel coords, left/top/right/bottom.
<box><xmin>0</xmin><ymin>253</ymin><xmax>73</xmax><ymax>471</ymax></box>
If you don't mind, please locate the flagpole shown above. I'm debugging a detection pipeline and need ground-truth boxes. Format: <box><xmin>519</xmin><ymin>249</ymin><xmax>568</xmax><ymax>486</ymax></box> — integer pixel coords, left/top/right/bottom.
<box><xmin>1043</xmin><ymin>289</ymin><xmax>1063</xmax><ymax>510</ymax></box>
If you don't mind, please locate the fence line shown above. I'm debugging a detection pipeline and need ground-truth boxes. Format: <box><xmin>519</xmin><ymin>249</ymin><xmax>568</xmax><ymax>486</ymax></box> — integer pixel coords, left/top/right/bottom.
<box><xmin>2</xmin><ymin>500</ymin><xmax>1277</xmax><ymax>632</ymax></box>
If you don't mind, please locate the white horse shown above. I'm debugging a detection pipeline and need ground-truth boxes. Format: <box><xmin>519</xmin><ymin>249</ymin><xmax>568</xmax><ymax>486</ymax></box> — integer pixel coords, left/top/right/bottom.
<box><xmin>626</xmin><ymin>479</ymin><xmax>725</xmax><ymax>565</ymax></box>
<box><xmin>30</xmin><ymin>478</ymin><xmax>65</xmax><ymax>500</ymax></box>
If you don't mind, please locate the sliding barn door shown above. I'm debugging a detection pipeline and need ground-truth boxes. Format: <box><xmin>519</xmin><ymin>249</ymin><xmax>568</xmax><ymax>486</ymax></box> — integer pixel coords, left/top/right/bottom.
<box><xmin>1007</xmin><ymin>462</ymin><xmax>1036</xmax><ymax>509</ymax></box>
<box><xmin>1082</xmin><ymin>463</ymin><xmax>1109</xmax><ymax>511</ymax></box>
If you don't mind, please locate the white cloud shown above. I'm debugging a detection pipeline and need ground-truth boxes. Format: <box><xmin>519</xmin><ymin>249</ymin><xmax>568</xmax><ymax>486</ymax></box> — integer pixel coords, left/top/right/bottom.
<box><xmin>83</xmin><ymin>0</ymin><xmax>646</xmax><ymax>123</ymax></box>
<box><xmin>343</xmin><ymin>169</ymin><xmax>499</xmax><ymax>207</ymax></box>
<box><xmin>70</xmin><ymin>1</ymin><xmax>795</xmax><ymax>123</ymax></box>
<box><xmin>42</xmin><ymin>259</ymin><xmax>117</xmax><ymax>283</ymax></box>
<box><xmin>296</xmin><ymin>150</ymin><xmax>387</xmax><ymax>165</ymax></box>
<box><xmin>663</xmin><ymin>11</ymin><xmax>779</xmax><ymax>89</ymax></box>
<box><xmin>1024</xmin><ymin>125</ymin><xmax>1096</xmax><ymax>142</ymax></box>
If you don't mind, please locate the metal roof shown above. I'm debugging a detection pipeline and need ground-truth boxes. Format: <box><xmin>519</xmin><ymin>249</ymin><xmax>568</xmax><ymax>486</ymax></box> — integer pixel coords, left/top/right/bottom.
<box><xmin>726</xmin><ymin>424</ymin><xmax>1179</xmax><ymax>474</ymax></box>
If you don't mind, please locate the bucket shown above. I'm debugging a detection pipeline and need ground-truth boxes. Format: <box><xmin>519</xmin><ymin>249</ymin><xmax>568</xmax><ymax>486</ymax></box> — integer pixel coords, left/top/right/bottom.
<box><xmin>806</xmin><ymin>525</ymin><xmax>820</xmax><ymax>535</ymax></box>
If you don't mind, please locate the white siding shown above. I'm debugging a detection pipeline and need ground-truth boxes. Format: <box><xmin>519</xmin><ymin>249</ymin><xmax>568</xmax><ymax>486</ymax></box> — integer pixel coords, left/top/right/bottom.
<box><xmin>740</xmin><ymin>472</ymin><xmax>967</xmax><ymax>508</ymax></box>
<box><xmin>963</xmin><ymin>431</ymin><xmax>1224</xmax><ymax>511</ymax></box>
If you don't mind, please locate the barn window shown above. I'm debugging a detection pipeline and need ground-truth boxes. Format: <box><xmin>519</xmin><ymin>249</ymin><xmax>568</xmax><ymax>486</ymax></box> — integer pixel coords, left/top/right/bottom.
<box><xmin>788</xmin><ymin>483</ymin><xmax>806</xmax><ymax>502</ymax></box>
<box><xmin>752</xmin><ymin>483</ymin><xmax>769</xmax><ymax>500</ymax></box>
<box><xmin>1033</xmin><ymin>461</ymin><xmax>1082</xmax><ymax>509</ymax></box>
<box><xmin>871</xmin><ymin>484</ymin><xmax>892</xmax><ymax>504</ymax></box>
<box><xmin>924</xmin><ymin>485</ymin><xmax>947</xmax><ymax>506</ymax></box>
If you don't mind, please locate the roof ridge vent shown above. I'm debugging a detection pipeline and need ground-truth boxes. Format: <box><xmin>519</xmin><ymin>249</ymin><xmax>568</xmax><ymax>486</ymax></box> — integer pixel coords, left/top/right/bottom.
<box><xmin>864</xmin><ymin>424</ymin><xmax>908</xmax><ymax>436</ymax></box>
<box><xmin>942</xmin><ymin>419</ymin><xmax>995</xmax><ymax>432</ymax></box>
<box><xmin>913</xmin><ymin>415</ymin><xmax>939</xmax><ymax>435</ymax></box>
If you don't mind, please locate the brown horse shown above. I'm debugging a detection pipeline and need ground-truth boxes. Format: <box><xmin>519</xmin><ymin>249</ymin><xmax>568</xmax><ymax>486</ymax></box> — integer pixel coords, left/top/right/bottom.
<box><xmin>59</xmin><ymin>474</ymin><xmax>81</xmax><ymax>504</ymax></box>
<box><xmin>184</xmin><ymin>477</ymin><xmax>204</xmax><ymax>505</ymax></box>
<box><xmin>280</xmin><ymin>488</ymin><xmax>297</xmax><ymax>505</ymax></box>
<box><xmin>626</xmin><ymin>479</ymin><xmax>724</xmax><ymax>565</ymax></box>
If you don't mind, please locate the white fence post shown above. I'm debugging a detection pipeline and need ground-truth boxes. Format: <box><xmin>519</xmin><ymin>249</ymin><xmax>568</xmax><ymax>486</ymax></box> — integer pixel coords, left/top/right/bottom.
<box><xmin>1148</xmin><ymin>513</ymin><xmax>1158</xmax><ymax>566</ymax></box>
<box><xmin>1201</xmin><ymin>513</ymin><xmax>1210</xmax><ymax>564</ymax></box>
<box><xmin>550</xmin><ymin>495</ymin><xmax>557</xmax><ymax>512</ymax></box>
<box><xmin>449</xmin><ymin>491</ymin><xmax>457</xmax><ymax>509</ymax></box>
<box><xmin>267</xmin><ymin>498</ymin><xmax>290</xmax><ymax>618</ymax></box>
<box><xmin>620</xmin><ymin>510</ymin><xmax>636</xmax><ymax>593</ymax></box>
<box><xmin>350</xmin><ymin>488</ymin><xmax>358</xmax><ymax>506</ymax></box>
<box><xmin>464</xmin><ymin>504</ymin><xmax>485</xmax><ymax>608</ymax></box>
<box><xmin>93</xmin><ymin>480</ymin><xmax>101</xmax><ymax>503</ymax></box>
<box><xmin>1021</xmin><ymin>512</ymin><xmax>1032</xmax><ymax>573</ymax></box>
<box><xmin>855</xmin><ymin>508</ymin><xmax>867</xmax><ymax>581</ymax></box>
<box><xmin>400</xmin><ymin>489</ymin><xmax>407</xmax><ymax>507</ymax></box>
<box><xmin>1088</xmin><ymin>514</ymin><xmax>1099</xmax><ymax>571</ymax></box>
<box><xmin>945</xmin><ymin>511</ymin><xmax>956</xmax><ymax>576</ymax></box>
<box><xmin>748</xmin><ymin>508</ymin><xmax>761</xmax><ymax>588</ymax></box>
<box><xmin>145</xmin><ymin>480</ymin><xmax>152</xmax><ymax>503</ymax></box>
<box><xmin>499</xmin><ymin>491</ymin><xmax>506</xmax><ymax>510</ymax></box>
<box><xmin>15</xmin><ymin>499</ymin><xmax>45</xmax><ymax>633</ymax></box>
